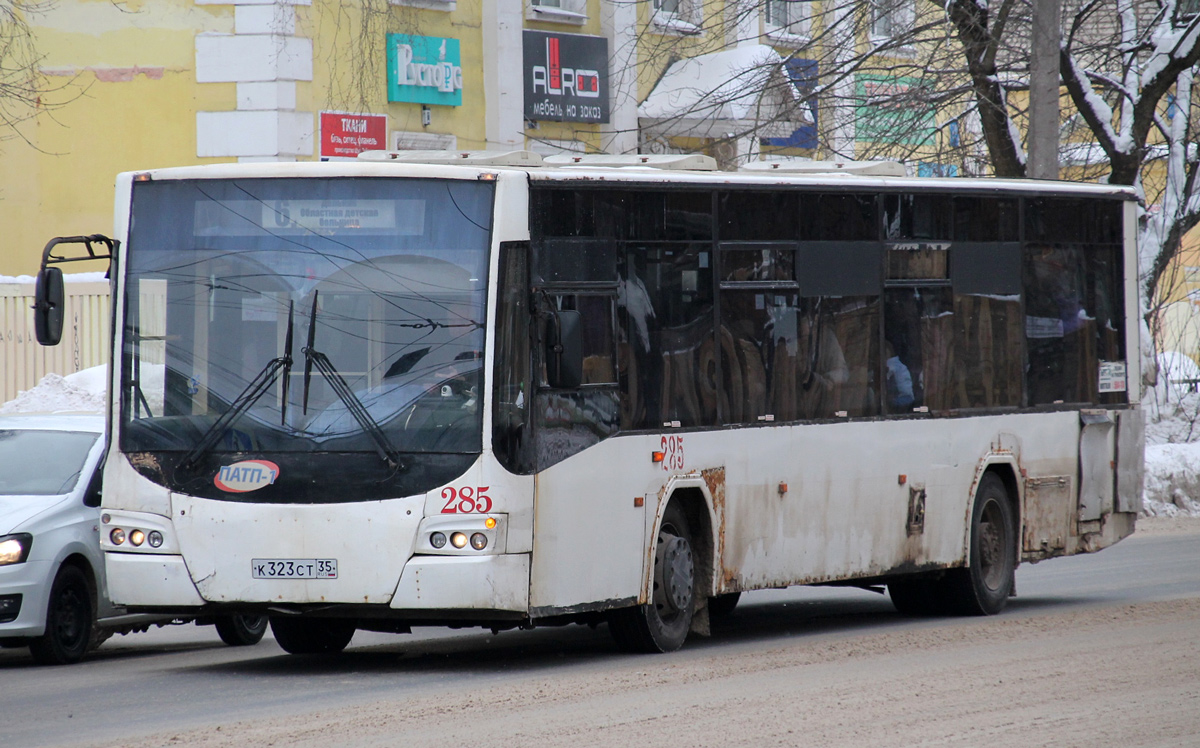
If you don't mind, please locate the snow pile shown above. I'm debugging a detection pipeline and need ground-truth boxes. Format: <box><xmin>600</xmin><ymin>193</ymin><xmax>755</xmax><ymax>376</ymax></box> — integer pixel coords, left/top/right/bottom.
<box><xmin>1144</xmin><ymin>386</ymin><xmax>1200</xmax><ymax>517</ymax></box>
<box><xmin>0</xmin><ymin>366</ymin><xmax>107</xmax><ymax>414</ymax></box>
<box><xmin>1142</xmin><ymin>443</ymin><xmax>1200</xmax><ymax>517</ymax></box>
<box><xmin>0</xmin><ymin>271</ymin><xmax>108</xmax><ymax>285</ymax></box>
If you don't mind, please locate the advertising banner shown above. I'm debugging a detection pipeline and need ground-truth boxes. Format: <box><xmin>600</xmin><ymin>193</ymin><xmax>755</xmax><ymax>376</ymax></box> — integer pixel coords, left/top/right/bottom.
<box><xmin>387</xmin><ymin>34</ymin><xmax>463</xmax><ymax>106</ymax></box>
<box><xmin>319</xmin><ymin>111</ymin><xmax>387</xmax><ymax>159</ymax></box>
<box><xmin>523</xmin><ymin>30</ymin><xmax>608</xmax><ymax>124</ymax></box>
<box><xmin>855</xmin><ymin>74</ymin><xmax>935</xmax><ymax>145</ymax></box>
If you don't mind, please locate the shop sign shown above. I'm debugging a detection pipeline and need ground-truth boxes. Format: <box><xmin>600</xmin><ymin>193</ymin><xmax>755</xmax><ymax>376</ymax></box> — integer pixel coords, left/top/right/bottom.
<box><xmin>319</xmin><ymin>111</ymin><xmax>387</xmax><ymax>159</ymax></box>
<box><xmin>855</xmin><ymin>74</ymin><xmax>935</xmax><ymax>145</ymax></box>
<box><xmin>387</xmin><ymin>34</ymin><xmax>463</xmax><ymax>106</ymax></box>
<box><xmin>523</xmin><ymin>30</ymin><xmax>608</xmax><ymax>124</ymax></box>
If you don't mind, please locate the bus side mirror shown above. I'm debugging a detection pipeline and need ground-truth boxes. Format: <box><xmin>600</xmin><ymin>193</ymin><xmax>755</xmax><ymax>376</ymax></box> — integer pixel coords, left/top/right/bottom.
<box><xmin>34</xmin><ymin>266</ymin><xmax>65</xmax><ymax>346</ymax></box>
<box><xmin>546</xmin><ymin>309</ymin><xmax>583</xmax><ymax>389</ymax></box>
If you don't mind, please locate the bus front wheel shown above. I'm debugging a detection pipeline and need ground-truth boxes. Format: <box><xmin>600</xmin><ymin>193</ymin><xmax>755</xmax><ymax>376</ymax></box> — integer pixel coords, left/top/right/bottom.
<box><xmin>216</xmin><ymin>614</ymin><xmax>269</xmax><ymax>646</ymax></box>
<box><xmin>269</xmin><ymin>617</ymin><xmax>355</xmax><ymax>654</ymax></box>
<box><xmin>944</xmin><ymin>473</ymin><xmax>1017</xmax><ymax>616</ymax></box>
<box><xmin>608</xmin><ymin>503</ymin><xmax>695</xmax><ymax>653</ymax></box>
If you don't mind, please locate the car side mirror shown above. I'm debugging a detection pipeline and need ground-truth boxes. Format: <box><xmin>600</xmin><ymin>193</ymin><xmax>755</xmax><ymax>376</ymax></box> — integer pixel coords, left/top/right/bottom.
<box><xmin>546</xmin><ymin>309</ymin><xmax>583</xmax><ymax>389</ymax></box>
<box><xmin>34</xmin><ymin>266</ymin><xmax>65</xmax><ymax>346</ymax></box>
<box><xmin>82</xmin><ymin>455</ymin><xmax>105</xmax><ymax>508</ymax></box>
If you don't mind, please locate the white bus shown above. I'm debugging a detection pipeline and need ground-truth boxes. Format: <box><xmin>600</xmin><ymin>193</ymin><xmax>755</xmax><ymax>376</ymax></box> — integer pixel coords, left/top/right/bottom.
<box><xmin>34</xmin><ymin>152</ymin><xmax>1144</xmax><ymax>654</ymax></box>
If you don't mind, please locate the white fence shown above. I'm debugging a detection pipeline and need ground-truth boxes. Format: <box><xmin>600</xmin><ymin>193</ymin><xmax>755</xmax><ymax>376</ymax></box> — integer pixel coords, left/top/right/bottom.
<box><xmin>0</xmin><ymin>282</ymin><xmax>111</xmax><ymax>404</ymax></box>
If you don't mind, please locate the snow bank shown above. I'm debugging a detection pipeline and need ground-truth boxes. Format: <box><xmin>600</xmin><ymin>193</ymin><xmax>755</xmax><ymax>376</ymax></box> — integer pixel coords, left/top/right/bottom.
<box><xmin>0</xmin><ymin>366</ymin><xmax>107</xmax><ymax>414</ymax></box>
<box><xmin>0</xmin><ymin>271</ymin><xmax>109</xmax><ymax>284</ymax></box>
<box><xmin>1143</xmin><ymin>443</ymin><xmax>1200</xmax><ymax>517</ymax></box>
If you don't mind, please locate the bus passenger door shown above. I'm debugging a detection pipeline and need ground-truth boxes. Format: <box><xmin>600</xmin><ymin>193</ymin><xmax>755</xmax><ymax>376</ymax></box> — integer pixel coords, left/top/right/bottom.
<box><xmin>1078</xmin><ymin>410</ymin><xmax>1115</xmax><ymax>524</ymax></box>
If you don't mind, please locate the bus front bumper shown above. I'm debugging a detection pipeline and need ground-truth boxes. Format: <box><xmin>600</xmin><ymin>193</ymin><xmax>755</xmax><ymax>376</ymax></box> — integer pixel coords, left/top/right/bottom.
<box><xmin>105</xmin><ymin>552</ymin><xmax>206</xmax><ymax>608</ymax></box>
<box><xmin>391</xmin><ymin>553</ymin><xmax>529</xmax><ymax>611</ymax></box>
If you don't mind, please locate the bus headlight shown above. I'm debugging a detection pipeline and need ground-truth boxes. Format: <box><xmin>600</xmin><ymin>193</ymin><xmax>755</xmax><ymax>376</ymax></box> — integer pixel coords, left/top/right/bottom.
<box><xmin>450</xmin><ymin>532</ymin><xmax>468</xmax><ymax>549</ymax></box>
<box><xmin>430</xmin><ymin>532</ymin><xmax>447</xmax><ymax>549</ymax></box>
<box><xmin>147</xmin><ymin>531</ymin><xmax>164</xmax><ymax>548</ymax></box>
<box><xmin>470</xmin><ymin>533</ymin><xmax>488</xmax><ymax>550</ymax></box>
<box><xmin>110</xmin><ymin>528</ymin><xmax>126</xmax><ymax>546</ymax></box>
<box><xmin>130</xmin><ymin>529</ymin><xmax>146</xmax><ymax>547</ymax></box>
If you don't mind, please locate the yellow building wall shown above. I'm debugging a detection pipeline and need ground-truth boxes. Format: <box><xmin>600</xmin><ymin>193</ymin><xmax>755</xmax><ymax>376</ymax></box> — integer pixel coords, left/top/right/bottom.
<box><xmin>2</xmin><ymin>0</ymin><xmax>233</xmax><ymax>277</ymax></box>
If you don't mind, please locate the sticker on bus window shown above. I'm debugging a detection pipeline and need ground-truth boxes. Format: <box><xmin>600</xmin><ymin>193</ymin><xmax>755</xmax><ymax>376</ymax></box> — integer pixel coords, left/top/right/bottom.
<box><xmin>1098</xmin><ymin>361</ymin><xmax>1127</xmax><ymax>393</ymax></box>
<box><xmin>214</xmin><ymin>460</ymin><xmax>279</xmax><ymax>493</ymax></box>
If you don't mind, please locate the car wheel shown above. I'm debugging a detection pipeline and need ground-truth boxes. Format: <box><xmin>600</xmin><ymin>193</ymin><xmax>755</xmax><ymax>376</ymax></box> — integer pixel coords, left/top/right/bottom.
<box><xmin>215</xmin><ymin>614</ymin><xmax>269</xmax><ymax>646</ymax></box>
<box><xmin>30</xmin><ymin>565</ymin><xmax>94</xmax><ymax>665</ymax></box>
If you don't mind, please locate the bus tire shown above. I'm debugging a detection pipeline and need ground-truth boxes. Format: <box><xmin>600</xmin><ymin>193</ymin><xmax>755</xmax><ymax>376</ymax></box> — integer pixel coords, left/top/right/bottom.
<box><xmin>707</xmin><ymin>592</ymin><xmax>741</xmax><ymax>620</ymax></box>
<box><xmin>29</xmin><ymin>565</ymin><xmax>94</xmax><ymax>665</ymax></box>
<box><xmin>216</xmin><ymin>614</ymin><xmax>269</xmax><ymax>646</ymax></box>
<box><xmin>269</xmin><ymin>617</ymin><xmax>355</xmax><ymax>654</ymax></box>
<box><xmin>944</xmin><ymin>473</ymin><xmax>1016</xmax><ymax>616</ymax></box>
<box><xmin>608</xmin><ymin>503</ymin><xmax>695</xmax><ymax>653</ymax></box>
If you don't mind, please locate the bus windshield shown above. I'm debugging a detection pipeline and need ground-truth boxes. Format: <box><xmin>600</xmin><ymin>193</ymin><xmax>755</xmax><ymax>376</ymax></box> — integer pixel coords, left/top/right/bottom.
<box><xmin>120</xmin><ymin>177</ymin><xmax>493</xmax><ymax>467</ymax></box>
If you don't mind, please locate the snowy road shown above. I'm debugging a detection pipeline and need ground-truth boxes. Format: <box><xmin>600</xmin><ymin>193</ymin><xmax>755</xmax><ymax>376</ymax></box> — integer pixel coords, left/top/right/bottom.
<box><xmin>2</xmin><ymin>519</ymin><xmax>1197</xmax><ymax>748</ymax></box>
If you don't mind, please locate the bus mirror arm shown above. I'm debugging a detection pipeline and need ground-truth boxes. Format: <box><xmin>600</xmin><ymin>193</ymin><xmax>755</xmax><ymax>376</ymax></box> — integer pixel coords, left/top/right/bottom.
<box><xmin>33</xmin><ymin>234</ymin><xmax>117</xmax><ymax>346</ymax></box>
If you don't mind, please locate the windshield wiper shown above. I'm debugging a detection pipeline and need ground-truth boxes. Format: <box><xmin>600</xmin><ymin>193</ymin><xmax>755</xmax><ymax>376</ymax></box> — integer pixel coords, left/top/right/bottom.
<box><xmin>301</xmin><ymin>292</ymin><xmax>404</xmax><ymax>471</ymax></box>
<box><xmin>180</xmin><ymin>302</ymin><xmax>295</xmax><ymax>473</ymax></box>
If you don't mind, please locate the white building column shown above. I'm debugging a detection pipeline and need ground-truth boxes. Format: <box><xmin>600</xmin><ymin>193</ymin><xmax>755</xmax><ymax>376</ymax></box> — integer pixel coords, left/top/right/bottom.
<box><xmin>195</xmin><ymin>0</ymin><xmax>314</xmax><ymax>162</ymax></box>
<box><xmin>483</xmin><ymin>0</ymin><xmax>524</xmax><ymax>149</ymax></box>
<box><xmin>601</xmin><ymin>0</ymin><xmax>638</xmax><ymax>153</ymax></box>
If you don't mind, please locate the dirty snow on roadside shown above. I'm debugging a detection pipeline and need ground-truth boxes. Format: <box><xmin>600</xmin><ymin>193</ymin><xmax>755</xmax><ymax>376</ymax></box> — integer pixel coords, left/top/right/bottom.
<box><xmin>4</xmin><ymin>363</ymin><xmax>1200</xmax><ymax>518</ymax></box>
<box><xmin>0</xmin><ymin>367</ymin><xmax>107</xmax><ymax>414</ymax></box>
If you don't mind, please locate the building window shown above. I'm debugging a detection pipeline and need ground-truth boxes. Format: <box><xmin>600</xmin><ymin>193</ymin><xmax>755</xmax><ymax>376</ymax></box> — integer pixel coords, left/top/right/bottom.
<box><xmin>765</xmin><ymin>0</ymin><xmax>811</xmax><ymax>39</ymax></box>
<box><xmin>652</xmin><ymin>0</ymin><xmax>700</xmax><ymax>34</ymax></box>
<box><xmin>529</xmin><ymin>0</ymin><xmax>588</xmax><ymax>24</ymax></box>
<box><xmin>871</xmin><ymin>0</ymin><xmax>914</xmax><ymax>40</ymax></box>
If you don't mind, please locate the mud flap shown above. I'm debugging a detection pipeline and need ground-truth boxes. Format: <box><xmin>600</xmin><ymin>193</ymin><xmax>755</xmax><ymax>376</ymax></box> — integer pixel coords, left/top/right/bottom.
<box><xmin>1079</xmin><ymin>410</ymin><xmax>1115</xmax><ymax>523</ymax></box>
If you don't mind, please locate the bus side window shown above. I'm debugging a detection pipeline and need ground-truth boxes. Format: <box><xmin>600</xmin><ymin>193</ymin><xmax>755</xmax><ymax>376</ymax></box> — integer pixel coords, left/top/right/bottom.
<box><xmin>536</xmin><ymin>294</ymin><xmax>617</xmax><ymax>388</ymax></box>
<box><xmin>1024</xmin><ymin>199</ymin><xmax>1125</xmax><ymax>405</ymax></box>
<box><xmin>619</xmin><ymin>243</ymin><xmax>716</xmax><ymax>430</ymax></box>
<box><xmin>493</xmin><ymin>242</ymin><xmax>534</xmax><ymax>474</ymax></box>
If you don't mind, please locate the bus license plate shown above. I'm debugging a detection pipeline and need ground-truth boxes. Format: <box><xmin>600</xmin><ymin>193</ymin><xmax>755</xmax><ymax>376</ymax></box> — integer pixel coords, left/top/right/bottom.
<box><xmin>252</xmin><ymin>559</ymin><xmax>338</xmax><ymax>579</ymax></box>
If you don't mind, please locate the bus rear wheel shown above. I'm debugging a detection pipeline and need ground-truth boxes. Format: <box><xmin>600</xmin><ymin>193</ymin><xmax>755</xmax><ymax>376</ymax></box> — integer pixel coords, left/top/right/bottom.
<box><xmin>269</xmin><ymin>617</ymin><xmax>355</xmax><ymax>654</ymax></box>
<box><xmin>609</xmin><ymin>503</ymin><xmax>695</xmax><ymax>653</ymax></box>
<box><xmin>944</xmin><ymin>473</ymin><xmax>1016</xmax><ymax>616</ymax></box>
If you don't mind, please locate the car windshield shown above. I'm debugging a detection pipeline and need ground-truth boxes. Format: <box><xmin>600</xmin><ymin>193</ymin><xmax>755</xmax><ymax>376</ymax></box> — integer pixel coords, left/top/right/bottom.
<box><xmin>119</xmin><ymin>176</ymin><xmax>493</xmax><ymax>458</ymax></box>
<box><xmin>0</xmin><ymin>430</ymin><xmax>98</xmax><ymax>495</ymax></box>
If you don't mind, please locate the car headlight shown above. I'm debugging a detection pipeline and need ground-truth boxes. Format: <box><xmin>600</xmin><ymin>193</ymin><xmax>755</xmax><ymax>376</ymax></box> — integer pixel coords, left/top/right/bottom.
<box><xmin>0</xmin><ymin>534</ymin><xmax>33</xmax><ymax>566</ymax></box>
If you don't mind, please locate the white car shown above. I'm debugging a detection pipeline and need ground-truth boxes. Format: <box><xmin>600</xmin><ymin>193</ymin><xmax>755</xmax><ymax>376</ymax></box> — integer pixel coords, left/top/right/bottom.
<box><xmin>0</xmin><ymin>413</ymin><xmax>267</xmax><ymax>664</ymax></box>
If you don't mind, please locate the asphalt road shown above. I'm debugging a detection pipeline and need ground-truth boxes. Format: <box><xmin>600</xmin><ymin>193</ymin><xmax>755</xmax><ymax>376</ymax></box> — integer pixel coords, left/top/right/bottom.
<box><xmin>2</xmin><ymin>520</ymin><xmax>1197</xmax><ymax>748</ymax></box>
